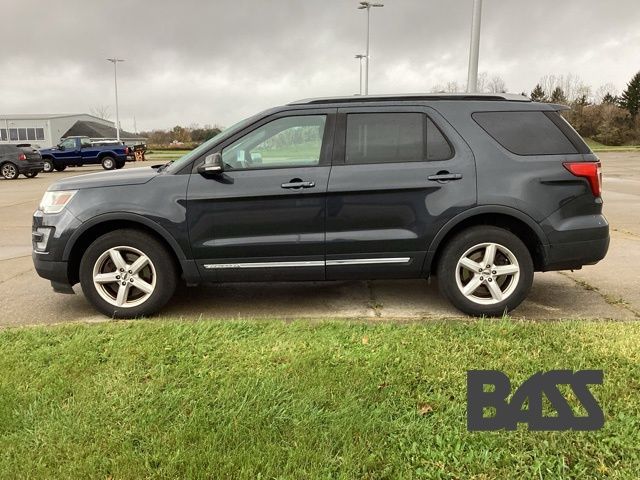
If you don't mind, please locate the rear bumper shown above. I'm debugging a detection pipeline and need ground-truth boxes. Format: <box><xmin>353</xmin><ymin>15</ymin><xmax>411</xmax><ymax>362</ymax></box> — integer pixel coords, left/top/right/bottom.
<box><xmin>542</xmin><ymin>236</ymin><xmax>610</xmax><ymax>271</ymax></box>
<box><xmin>540</xmin><ymin>211</ymin><xmax>610</xmax><ymax>271</ymax></box>
<box><xmin>18</xmin><ymin>161</ymin><xmax>44</xmax><ymax>174</ymax></box>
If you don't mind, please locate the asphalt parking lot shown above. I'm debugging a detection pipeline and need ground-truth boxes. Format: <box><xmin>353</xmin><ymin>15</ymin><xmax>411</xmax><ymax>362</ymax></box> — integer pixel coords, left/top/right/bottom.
<box><xmin>1</xmin><ymin>154</ymin><xmax>639</xmax><ymax>326</ymax></box>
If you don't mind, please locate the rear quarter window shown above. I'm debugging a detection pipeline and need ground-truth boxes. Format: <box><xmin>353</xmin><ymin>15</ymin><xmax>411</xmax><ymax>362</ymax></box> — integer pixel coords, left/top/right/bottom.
<box><xmin>472</xmin><ymin>111</ymin><xmax>579</xmax><ymax>156</ymax></box>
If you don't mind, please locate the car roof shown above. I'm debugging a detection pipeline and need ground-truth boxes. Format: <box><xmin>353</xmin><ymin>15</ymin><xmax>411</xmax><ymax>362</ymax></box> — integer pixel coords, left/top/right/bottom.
<box><xmin>288</xmin><ymin>92</ymin><xmax>530</xmax><ymax>105</ymax></box>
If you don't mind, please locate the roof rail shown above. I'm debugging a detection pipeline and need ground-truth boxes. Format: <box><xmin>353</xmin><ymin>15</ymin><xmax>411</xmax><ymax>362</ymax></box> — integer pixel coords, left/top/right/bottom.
<box><xmin>289</xmin><ymin>92</ymin><xmax>530</xmax><ymax>105</ymax></box>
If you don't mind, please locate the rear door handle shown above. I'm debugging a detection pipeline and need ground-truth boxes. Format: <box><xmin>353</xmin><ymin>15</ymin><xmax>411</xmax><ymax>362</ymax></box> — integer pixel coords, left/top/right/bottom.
<box><xmin>281</xmin><ymin>180</ymin><xmax>315</xmax><ymax>189</ymax></box>
<box><xmin>427</xmin><ymin>173</ymin><xmax>463</xmax><ymax>182</ymax></box>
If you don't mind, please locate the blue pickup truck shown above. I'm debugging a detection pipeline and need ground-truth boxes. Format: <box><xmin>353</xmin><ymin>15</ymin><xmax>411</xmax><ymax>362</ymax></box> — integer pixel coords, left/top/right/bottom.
<box><xmin>40</xmin><ymin>136</ymin><xmax>129</xmax><ymax>172</ymax></box>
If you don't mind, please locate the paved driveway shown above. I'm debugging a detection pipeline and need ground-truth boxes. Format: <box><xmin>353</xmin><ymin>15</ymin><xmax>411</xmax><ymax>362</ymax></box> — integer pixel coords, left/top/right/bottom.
<box><xmin>1</xmin><ymin>154</ymin><xmax>638</xmax><ymax>326</ymax></box>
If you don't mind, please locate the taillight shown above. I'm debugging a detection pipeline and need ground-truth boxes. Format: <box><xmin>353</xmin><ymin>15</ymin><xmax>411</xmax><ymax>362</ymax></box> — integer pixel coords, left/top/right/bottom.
<box><xmin>18</xmin><ymin>153</ymin><xmax>27</xmax><ymax>161</ymax></box>
<box><xmin>563</xmin><ymin>161</ymin><xmax>602</xmax><ymax>197</ymax></box>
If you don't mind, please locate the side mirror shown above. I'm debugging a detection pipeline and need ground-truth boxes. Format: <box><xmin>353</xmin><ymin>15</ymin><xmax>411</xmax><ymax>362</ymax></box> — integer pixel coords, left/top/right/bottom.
<box><xmin>58</xmin><ymin>145</ymin><xmax>65</xmax><ymax>151</ymax></box>
<box><xmin>198</xmin><ymin>152</ymin><xmax>224</xmax><ymax>175</ymax></box>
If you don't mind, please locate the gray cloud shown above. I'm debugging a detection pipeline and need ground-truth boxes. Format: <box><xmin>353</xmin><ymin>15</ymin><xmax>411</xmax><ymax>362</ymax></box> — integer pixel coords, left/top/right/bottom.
<box><xmin>1</xmin><ymin>0</ymin><xmax>639</xmax><ymax>131</ymax></box>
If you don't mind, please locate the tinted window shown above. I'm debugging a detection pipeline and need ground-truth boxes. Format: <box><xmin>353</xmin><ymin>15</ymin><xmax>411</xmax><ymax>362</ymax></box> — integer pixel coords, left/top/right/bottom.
<box><xmin>473</xmin><ymin>111</ymin><xmax>578</xmax><ymax>155</ymax></box>
<box><xmin>426</xmin><ymin>117</ymin><xmax>453</xmax><ymax>160</ymax></box>
<box><xmin>346</xmin><ymin>113</ymin><xmax>424</xmax><ymax>164</ymax></box>
<box><xmin>9</xmin><ymin>129</ymin><xmax>18</xmax><ymax>141</ymax></box>
<box><xmin>222</xmin><ymin>115</ymin><xmax>326</xmax><ymax>170</ymax></box>
<box><xmin>27</xmin><ymin>128</ymin><xmax>36</xmax><ymax>140</ymax></box>
<box><xmin>0</xmin><ymin>129</ymin><xmax>6</xmax><ymax>141</ymax></box>
<box><xmin>36</xmin><ymin>128</ymin><xmax>45</xmax><ymax>140</ymax></box>
<box><xmin>18</xmin><ymin>128</ymin><xmax>27</xmax><ymax>141</ymax></box>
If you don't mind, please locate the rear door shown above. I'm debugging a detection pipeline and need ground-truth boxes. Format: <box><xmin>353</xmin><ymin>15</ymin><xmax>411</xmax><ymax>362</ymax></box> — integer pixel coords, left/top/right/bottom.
<box><xmin>326</xmin><ymin>106</ymin><xmax>476</xmax><ymax>279</ymax></box>
<box><xmin>187</xmin><ymin>109</ymin><xmax>336</xmax><ymax>282</ymax></box>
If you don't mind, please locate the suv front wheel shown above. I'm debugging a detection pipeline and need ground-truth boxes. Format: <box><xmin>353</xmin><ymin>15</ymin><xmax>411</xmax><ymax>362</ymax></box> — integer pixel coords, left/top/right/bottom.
<box><xmin>437</xmin><ymin>226</ymin><xmax>533</xmax><ymax>317</ymax></box>
<box><xmin>79</xmin><ymin>229</ymin><xmax>178</xmax><ymax>318</ymax></box>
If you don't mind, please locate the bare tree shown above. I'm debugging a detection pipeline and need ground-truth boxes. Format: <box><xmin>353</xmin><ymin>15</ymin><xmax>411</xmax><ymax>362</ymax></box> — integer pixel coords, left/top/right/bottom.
<box><xmin>487</xmin><ymin>75</ymin><xmax>507</xmax><ymax>93</ymax></box>
<box><xmin>90</xmin><ymin>104</ymin><xmax>111</xmax><ymax>120</ymax></box>
<box><xmin>538</xmin><ymin>74</ymin><xmax>590</xmax><ymax>103</ymax></box>
<box><xmin>594</xmin><ymin>83</ymin><xmax>619</xmax><ymax>104</ymax></box>
<box><xmin>476</xmin><ymin>72</ymin><xmax>488</xmax><ymax>93</ymax></box>
<box><xmin>445</xmin><ymin>81</ymin><xmax>460</xmax><ymax>93</ymax></box>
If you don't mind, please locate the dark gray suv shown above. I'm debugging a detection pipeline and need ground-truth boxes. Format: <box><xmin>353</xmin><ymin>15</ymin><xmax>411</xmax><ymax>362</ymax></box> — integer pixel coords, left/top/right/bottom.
<box><xmin>32</xmin><ymin>93</ymin><xmax>609</xmax><ymax>318</ymax></box>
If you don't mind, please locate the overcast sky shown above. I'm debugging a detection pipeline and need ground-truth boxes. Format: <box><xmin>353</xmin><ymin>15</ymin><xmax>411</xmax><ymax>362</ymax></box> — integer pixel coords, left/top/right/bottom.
<box><xmin>1</xmin><ymin>0</ymin><xmax>639</xmax><ymax>131</ymax></box>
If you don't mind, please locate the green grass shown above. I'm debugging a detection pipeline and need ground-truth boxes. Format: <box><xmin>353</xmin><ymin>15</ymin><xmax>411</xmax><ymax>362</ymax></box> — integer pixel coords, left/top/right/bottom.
<box><xmin>584</xmin><ymin>138</ymin><xmax>640</xmax><ymax>152</ymax></box>
<box><xmin>2</xmin><ymin>319</ymin><xmax>638</xmax><ymax>479</ymax></box>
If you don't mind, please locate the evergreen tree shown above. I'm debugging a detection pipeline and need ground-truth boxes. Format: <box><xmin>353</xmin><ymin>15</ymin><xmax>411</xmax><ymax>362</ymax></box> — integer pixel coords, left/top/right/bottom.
<box><xmin>550</xmin><ymin>87</ymin><xmax>568</xmax><ymax>104</ymax></box>
<box><xmin>530</xmin><ymin>84</ymin><xmax>546</xmax><ymax>102</ymax></box>
<box><xmin>602</xmin><ymin>92</ymin><xmax>617</xmax><ymax>105</ymax></box>
<box><xmin>618</xmin><ymin>71</ymin><xmax>640</xmax><ymax>118</ymax></box>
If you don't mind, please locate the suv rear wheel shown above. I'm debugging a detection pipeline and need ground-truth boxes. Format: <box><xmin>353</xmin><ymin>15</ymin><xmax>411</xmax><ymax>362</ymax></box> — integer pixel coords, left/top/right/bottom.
<box><xmin>42</xmin><ymin>159</ymin><xmax>54</xmax><ymax>173</ymax></box>
<box><xmin>79</xmin><ymin>229</ymin><xmax>178</xmax><ymax>318</ymax></box>
<box><xmin>437</xmin><ymin>226</ymin><xmax>533</xmax><ymax>317</ymax></box>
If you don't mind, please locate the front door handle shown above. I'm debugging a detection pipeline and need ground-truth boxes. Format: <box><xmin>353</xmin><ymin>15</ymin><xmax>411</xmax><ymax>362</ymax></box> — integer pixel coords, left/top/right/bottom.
<box><xmin>281</xmin><ymin>180</ymin><xmax>315</xmax><ymax>189</ymax></box>
<box><xmin>427</xmin><ymin>172</ymin><xmax>463</xmax><ymax>182</ymax></box>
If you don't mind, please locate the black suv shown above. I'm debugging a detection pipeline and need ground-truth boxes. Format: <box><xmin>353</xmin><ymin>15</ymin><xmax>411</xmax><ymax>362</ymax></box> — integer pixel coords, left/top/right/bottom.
<box><xmin>1</xmin><ymin>144</ymin><xmax>43</xmax><ymax>179</ymax></box>
<box><xmin>33</xmin><ymin>94</ymin><xmax>609</xmax><ymax>318</ymax></box>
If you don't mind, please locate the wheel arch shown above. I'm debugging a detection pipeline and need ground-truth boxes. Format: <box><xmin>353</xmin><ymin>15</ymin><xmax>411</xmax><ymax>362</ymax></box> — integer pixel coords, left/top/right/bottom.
<box><xmin>424</xmin><ymin>206</ymin><xmax>549</xmax><ymax>275</ymax></box>
<box><xmin>64</xmin><ymin>213</ymin><xmax>188</xmax><ymax>285</ymax></box>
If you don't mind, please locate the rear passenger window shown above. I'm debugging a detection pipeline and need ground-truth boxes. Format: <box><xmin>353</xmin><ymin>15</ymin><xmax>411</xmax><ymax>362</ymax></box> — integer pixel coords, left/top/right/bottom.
<box><xmin>473</xmin><ymin>111</ymin><xmax>578</xmax><ymax>155</ymax></box>
<box><xmin>426</xmin><ymin>117</ymin><xmax>453</xmax><ymax>160</ymax></box>
<box><xmin>345</xmin><ymin>113</ymin><xmax>452</xmax><ymax>164</ymax></box>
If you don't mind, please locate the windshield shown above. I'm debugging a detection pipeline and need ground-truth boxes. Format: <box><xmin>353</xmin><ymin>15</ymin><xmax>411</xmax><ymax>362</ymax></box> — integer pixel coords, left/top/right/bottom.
<box><xmin>165</xmin><ymin>110</ymin><xmax>272</xmax><ymax>173</ymax></box>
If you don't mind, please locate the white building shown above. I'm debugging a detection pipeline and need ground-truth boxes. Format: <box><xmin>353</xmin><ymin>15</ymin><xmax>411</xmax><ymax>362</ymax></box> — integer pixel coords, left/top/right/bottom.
<box><xmin>0</xmin><ymin>114</ymin><xmax>116</xmax><ymax>148</ymax></box>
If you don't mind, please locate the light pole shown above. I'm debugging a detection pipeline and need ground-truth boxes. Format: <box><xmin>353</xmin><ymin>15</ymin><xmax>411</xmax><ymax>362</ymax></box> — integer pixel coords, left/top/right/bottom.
<box><xmin>355</xmin><ymin>54</ymin><xmax>366</xmax><ymax>95</ymax></box>
<box><xmin>466</xmin><ymin>0</ymin><xmax>483</xmax><ymax>93</ymax></box>
<box><xmin>106</xmin><ymin>58</ymin><xmax>125</xmax><ymax>142</ymax></box>
<box><xmin>358</xmin><ymin>1</ymin><xmax>384</xmax><ymax>95</ymax></box>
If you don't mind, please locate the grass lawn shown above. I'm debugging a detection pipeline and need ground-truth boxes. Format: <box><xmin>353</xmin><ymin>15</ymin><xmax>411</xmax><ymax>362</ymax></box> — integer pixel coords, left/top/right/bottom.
<box><xmin>584</xmin><ymin>138</ymin><xmax>640</xmax><ymax>153</ymax></box>
<box><xmin>1</xmin><ymin>319</ymin><xmax>638</xmax><ymax>479</ymax></box>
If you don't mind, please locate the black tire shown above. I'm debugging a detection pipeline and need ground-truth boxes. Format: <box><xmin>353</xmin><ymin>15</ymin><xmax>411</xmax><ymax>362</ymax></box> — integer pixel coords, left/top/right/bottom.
<box><xmin>115</xmin><ymin>160</ymin><xmax>125</xmax><ymax>169</ymax></box>
<box><xmin>436</xmin><ymin>226</ymin><xmax>534</xmax><ymax>317</ymax></box>
<box><xmin>24</xmin><ymin>171</ymin><xmax>38</xmax><ymax>178</ymax></box>
<box><xmin>54</xmin><ymin>163</ymin><xmax>67</xmax><ymax>172</ymax></box>
<box><xmin>1</xmin><ymin>162</ymin><xmax>19</xmax><ymax>180</ymax></box>
<box><xmin>42</xmin><ymin>159</ymin><xmax>54</xmax><ymax>173</ymax></box>
<box><xmin>79</xmin><ymin>229</ymin><xmax>178</xmax><ymax>318</ymax></box>
<box><xmin>101</xmin><ymin>156</ymin><xmax>116</xmax><ymax>170</ymax></box>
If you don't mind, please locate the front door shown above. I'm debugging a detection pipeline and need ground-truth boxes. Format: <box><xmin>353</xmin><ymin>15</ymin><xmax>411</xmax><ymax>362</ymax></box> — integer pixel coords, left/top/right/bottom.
<box><xmin>325</xmin><ymin>106</ymin><xmax>477</xmax><ymax>279</ymax></box>
<box><xmin>57</xmin><ymin>138</ymin><xmax>81</xmax><ymax>164</ymax></box>
<box><xmin>187</xmin><ymin>110</ymin><xmax>336</xmax><ymax>281</ymax></box>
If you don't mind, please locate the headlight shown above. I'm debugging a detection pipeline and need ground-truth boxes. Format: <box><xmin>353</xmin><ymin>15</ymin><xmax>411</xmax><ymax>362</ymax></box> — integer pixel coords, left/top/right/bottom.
<box><xmin>39</xmin><ymin>190</ymin><xmax>77</xmax><ymax>214</ymax></box>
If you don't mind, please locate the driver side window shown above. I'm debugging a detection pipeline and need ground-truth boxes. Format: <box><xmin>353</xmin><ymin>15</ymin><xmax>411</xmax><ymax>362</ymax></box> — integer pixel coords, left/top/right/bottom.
<box><xmin>60</xmin><ymin>138</ymin><xmax>77</xmax><ymax>150</ymax></box>
<box><xmin>80</xmin><ymin>138</ymin><xmax>93</xmax><ymax>148</ymax></box>
<box><xmin>222</xmin><ymin>115</ymin><xmax>326</xmax><ymax>170</ymax></box>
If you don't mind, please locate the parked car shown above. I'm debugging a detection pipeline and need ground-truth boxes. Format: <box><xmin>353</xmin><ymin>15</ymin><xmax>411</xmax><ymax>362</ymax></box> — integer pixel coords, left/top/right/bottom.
<box><xmin>0</xmin><ymin>144</ymin><xmax>44</xmax><ymax>179</ymax></box>
<box><xmin>39</xmin><ymin>136</ymin><xmax>128</xmax><ymax>172</ymax></box>
<box><xmin>32</xmin><ymin>93</ymin><xmax>609</xmax><ymax>318</ymax></box>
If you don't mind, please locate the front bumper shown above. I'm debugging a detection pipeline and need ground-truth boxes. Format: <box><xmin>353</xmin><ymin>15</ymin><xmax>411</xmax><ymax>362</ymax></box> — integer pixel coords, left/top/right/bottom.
<box><xmin>32</xmin><ymin>208</ymin><xmax>81</xmax><ymax>289</ymax></box>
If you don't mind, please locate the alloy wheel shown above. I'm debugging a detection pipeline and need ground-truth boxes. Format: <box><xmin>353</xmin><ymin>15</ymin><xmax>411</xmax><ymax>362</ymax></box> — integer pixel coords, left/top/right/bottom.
<box><xmin>92</xmin><ymin>246</ymin><xmax>156</xmax><ymax>308</ymax></box>
<box><xmin>455</xmin><ymin>242</ymin><xmax>520</xmax><ymax>305</ymax></box>
<box><xmin>2</xmin><ymin>164</ymin><xmax>17</xmax><ymax>179</ymax></box>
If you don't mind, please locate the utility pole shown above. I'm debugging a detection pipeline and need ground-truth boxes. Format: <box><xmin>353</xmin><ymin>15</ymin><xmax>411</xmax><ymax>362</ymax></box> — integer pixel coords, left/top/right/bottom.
<box><xmin>358</xmin><ymin>1</ymin><xmax>384</xmax><ymax>95</ymax></box>
<box><xmin>107</xmin><ymin>58</ymin><xmax>125</xmax><ymax>141</ymax></box>
<box><xmin>355</xmin><ymin>54</ymin><xmax>366</xmax><ymax>95</ymax></box>
<box><xmin>466</xmin><ymin>0</ymin><xmax>483</xmax><ymax>93</ymax></box>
